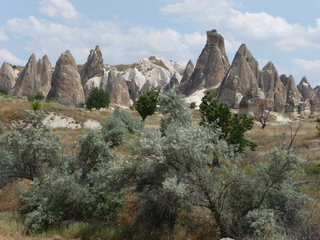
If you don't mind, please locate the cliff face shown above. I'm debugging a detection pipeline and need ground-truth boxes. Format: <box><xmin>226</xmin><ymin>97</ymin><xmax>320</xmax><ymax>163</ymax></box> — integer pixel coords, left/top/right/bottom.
<box><xmin>10</xmin><ymin>54</ymin><xmax>52</xmax><ymax>97</ymax></box>
<box><xmin>47</xmin><ymin>50</ymin><xmax>85</xmax><ymax>106</ymax></box>
<box><xmin>2</xmin><ymin>29</ymin><xmax>320</xmax><ymax>116</ymax></box>
<box><xmin>0</xmin><ymin>62</ymin><xmax>16</xmax><ymax>92</ymax></box>
<box><xmin>180</xmin><ymin>29</ymin><xmax>230</xmax><ymax>96</ymax></box>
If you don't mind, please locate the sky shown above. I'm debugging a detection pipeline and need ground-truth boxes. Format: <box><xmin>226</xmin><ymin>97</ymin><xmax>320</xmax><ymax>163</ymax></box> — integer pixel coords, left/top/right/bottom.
<box><xmin>1</xmin><ymin>0</ymin><xmax>320</xmax><ymax>88</ymax></box>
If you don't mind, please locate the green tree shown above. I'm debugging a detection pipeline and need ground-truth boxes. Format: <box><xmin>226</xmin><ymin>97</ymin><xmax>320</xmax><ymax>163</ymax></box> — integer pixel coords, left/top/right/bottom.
<box><xmin>199</xmin><ymin>92</ymin><xmax>256</xmax><ymax>154</ymax></box>
<box><xmin>101</xmin><ymin>107</ymin><xmax>143</xmax><ymax>147</ymax></box>
<box><xmin>86</xmin><ymin>87</ymin><xmax>110</xmax><ymax>110</ymax></box>
<box><xmin>158</xmin><ymin>88</ymin><xmax>192</xmax><ymax>134</ymax></box>
<box><xmin>21</xmin><ymin>129</ymin><xmax>123</xmax><ymax>233</ymax></box>
<box><xmin>0</xmin><ymin>110</ymin><xmax>60</xmax><ymax>188</ymax></box>
<box><xmin>124</xmin><ymin>121</ymin><xmax>309</xmax><ymax>239</ymax></box>
<box><xmin>134</xmin><ymin>90</ymin><xmax>159</xmax><ymax>121</ymax></box>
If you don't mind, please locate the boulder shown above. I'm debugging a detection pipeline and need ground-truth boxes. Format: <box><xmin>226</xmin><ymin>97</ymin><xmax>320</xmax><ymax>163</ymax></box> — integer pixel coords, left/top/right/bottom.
<box><xmin>47</xmin><ymin>50</ymin><xmax>85</xmax><ymax>106</ymax></box>
<box><xmin>217</xmin><ymin>44</ymin><xmax>259</xmax><ymax>108</ymax></box>
<box><xmin>182</xmin><ymin>29</ymin><xmax>230</xmax><ymax>96</ymax></box>
<box><xmin>11</xmin><ymin>54</ymin><xmax>53</xmax><ymax>97</ymax></box>
<box><xmin>0</xmin><ymin>62</ymin><xmax>15</xmax><ymax>92</ymax></box>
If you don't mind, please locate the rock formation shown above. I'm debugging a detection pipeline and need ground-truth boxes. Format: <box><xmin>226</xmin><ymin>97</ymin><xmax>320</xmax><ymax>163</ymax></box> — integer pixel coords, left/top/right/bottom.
<box><xmin>80</xmin><ymin>46</ymin><xmax>104</xmax><ymax>97</ymax></box>
<box><xmin>10</xmin><ymin>54</ymin><xmax>52</xmax><ymax>97</ymax></box>
<box><xmin>217</xmin><ymin>44</ymin><xmax>260</xmax><ymax>108</ymax></box>
<box><xmin>259</xmin><ymin>62</ymin><xmax>287</xmax><ymax>112</ymax></box>
<box><xmin>105</xmin><ymin>70</ymin><xmax>131</xmax><ymax>106</ymax></box>
<box><xmin>85</xmin><ymin>69</ymin><xmax>131</xmax><ymax>106</ymax></box>
<box><xmin>0</xmin><ymin>62</ymin><xmax>15</xmax><ymax>92</ymax></box>
<box><xmin>281</xmin><ymin>75</ymin><xmax>302</xmax><ymax>113</ymax></box>
<box><xmin>47</xmin><ymin>50</ymin><xmax>85</xmax><ymax>106</ymax></box>
<box><xmin>181</xmin><ymin>29</ymin><xmax>230</xmax><ymax>96</ymax></box>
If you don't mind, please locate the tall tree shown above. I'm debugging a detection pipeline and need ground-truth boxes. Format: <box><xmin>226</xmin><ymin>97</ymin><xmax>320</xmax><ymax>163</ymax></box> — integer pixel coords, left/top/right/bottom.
<box><xmin>134</xmin><ymin>90</ymin><xmax>159</xmax><ymax>121</ymax></box>
<box><xmin>199</xmin><ymin>92</ymin><xmax>256</xmax><ymax>154</ymax></box>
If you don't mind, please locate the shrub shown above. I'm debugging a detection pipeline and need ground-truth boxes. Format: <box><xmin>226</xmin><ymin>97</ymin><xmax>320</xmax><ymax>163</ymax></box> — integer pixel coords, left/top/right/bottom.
<box><xmin>86</xmin><ymin>88</ymin><xmax>110</xmax><ymax>110</ymax></box>
<box><xmin>134</xmin><ymin>90</ymin><xmax>159</xmax><ymax>121</ymax></box>
<box><xmin>0</xmin><ymin>110</ymin><xmax>60</xmax><ymax>188</ymax></box>
<box><xmin>189</xmin><ymin>102</ymin><xmax>197</xmax><ymax>109</ymax></box>
<box><xmin>0</xmin><ymin>121</ymin><xmax>4</xmax><ymax>134</ymax></box>
<box><xmin>28</xmin><ymin>93</ymin><xmax>45</xmax><ymax>102</ymax></box>
<box><xmin>101</xmin><ymin>108</ymin><xmax>143</xmax><ymax>147</ymax></box>
<box><xmin>31</xmin><ymin>101</ymin><xmax>41</xmax><ymax>111</ymax></box>
<box><xmin>0</xmin><ymin>88</ymin><xmax>8</xmax><ymax>95</ymax></box>
<box><xmin>158</xmin><ymin>88</ymin><xmax>192</xmax><ymax>134</ymax></box>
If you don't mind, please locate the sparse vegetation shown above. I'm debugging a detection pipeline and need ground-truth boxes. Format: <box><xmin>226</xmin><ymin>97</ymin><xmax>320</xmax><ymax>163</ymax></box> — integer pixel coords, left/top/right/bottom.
<box><xmin>1</xmin><ymin>93</ymin><xmax>320</xmax><ymax>240</ymax></box>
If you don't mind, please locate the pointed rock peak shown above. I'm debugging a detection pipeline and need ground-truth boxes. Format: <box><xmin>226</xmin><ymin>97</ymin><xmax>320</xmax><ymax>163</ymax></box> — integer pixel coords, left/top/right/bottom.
<box><xmin>299</xmin><ymin>76</ymin><xmax>310</xmax><ymax>85</ymax></box>
<box><xmin>186</xmin><ymin>59</ymin><xmax>194</xmax><ymax>68</ymax></box>
<box><xmin>262</xmin><ymin>61</ymin><xmax>276</xmax><ymax>71</ymax></box>
<box><xmin>205</xmin><ymin>29</ymin><xmax>228</xmax><ymax>59</ymax></box>
<box><xmin>57</xmin><ymin>50</ymin><xmax>77</xmax><ymax>66</ymax></box>
<box><xmin>236</xmin><ymin>43</ymin><xmax>253</xmax><ymax>58</ymax></box>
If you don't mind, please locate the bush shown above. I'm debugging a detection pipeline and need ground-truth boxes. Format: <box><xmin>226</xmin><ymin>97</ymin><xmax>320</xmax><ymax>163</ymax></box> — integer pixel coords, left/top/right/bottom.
<box><xmin>0</xmin><ymin>88</ymin><xmax>8</xmax><ymax>95</ymax></box>
<box><xmin>86</xmin><ymin>88</ymin><xmax>110</xmax><ymax>110</ymax></box>
<box><xmin>31</xmin><ymin>101</ymin><xmax>41</xmax><ymax>111</ymax></box>
<box><xmin>134</xmin><ymin>90</ymin><xmax>159</xmax><ymax>121</ymax></box>
<box><xmin>28</xmin><ymin>93</ymin><xmax>45</xmax><ymax>102</ymax></box>
<box><xmin>189</xmin><ymin>102</ymin><xmax>197</xmax><ymax>109</ymax></box>
<box><xmin>101</xmin><ymin>108</ymin><xmax>143</xmax><ymax>147</ymax></box>
<box><xmin>0</xmin><ymin>110</ymin><xmax>60</xmax><ymax>188</ymax></box>
<box><xmin>0</xmin><ymin>121</ymin><xmax>4</xmax><ymax>134</ymax></box>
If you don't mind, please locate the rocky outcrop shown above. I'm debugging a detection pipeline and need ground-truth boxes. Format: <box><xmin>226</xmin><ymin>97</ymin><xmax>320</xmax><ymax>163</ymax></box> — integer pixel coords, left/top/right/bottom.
<box><xmin>80</xmin><ymin>46</ymin><xmax>104</xmax><ymax>97</ymax></box>
<box><xmin>217</xmin><ymin>44</ymin><xmax>259</xmax><ymax>108</ymax></box>
<box><xmin>259</xmin><ymin>62</ymin><xmax>287</xmax><ymax>112</ymax></box>
<box><xmin>10</xmin><ymin>54</ymin><xmax>52</xmax><ymax>97</ymax></box>
<box><xmin>297</xmin><ymin>77</ymin><xmax>314</xmax><ymax>101</ymax></box>
<box><xmin>0</xmin><ymin>62</ymin><xmax>15</xmax><ymax>92</ymax></box>
<box><xmin>47</xmin><ymin>50</ymin><xmax>85</xmax><ymax>106</ymax></box>
<box><xmin>164</xmin><ymin>73</ymin><xmax>180</xmax><ymax>92</ymax></box>
<box><xmin>180</xmin><ymin>60</ymin><xmax>194</xmax><ymax>83</ymax></box>
<box><xmin>85</xmin><ymin>69</ymin><xmax>131</xmax><ymax>106</ymax></box>
<box><xmin>281</xmin><ymin>75</ymin><xmax>302</xmax><ymax>113</ymax></box>
<box><xmin>181</xmin><ymin>29</ymin><xmax>230</xmax><ymax>96</ymax></box>
<box><xmin>106</xmin><ymin>70</ymin><xmax>131</xmax><ymax>106</ymax></box>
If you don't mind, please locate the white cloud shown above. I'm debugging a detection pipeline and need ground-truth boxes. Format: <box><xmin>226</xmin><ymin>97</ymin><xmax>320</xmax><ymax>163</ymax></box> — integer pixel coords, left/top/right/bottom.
<box><xmin>291</xmin><ymin>59</ymin><xmax>320</xmax><ymax>87</ymax></box>
<box><xmin>5</xmin><ymin>15</ymin><xmax>196</xmax><ymax>65</ymax></box>
<box><xmin>0</xmin><ymin>49</ymin><xmax>25</xmax><ymax>65</ymax></box>
<box><xmin>0</xmin><ymin>30</ymin><xmax>8</xmax><ymax>41</ymax></box>
<box><xmin>39</xmin><ymin>0</ymin><xmax>80</xmax><ymax>20</ymax></box>
<box><xmin>159</xmin><ymin>0</ymin><xmax>320</xmax><ymax>53</ymax></box>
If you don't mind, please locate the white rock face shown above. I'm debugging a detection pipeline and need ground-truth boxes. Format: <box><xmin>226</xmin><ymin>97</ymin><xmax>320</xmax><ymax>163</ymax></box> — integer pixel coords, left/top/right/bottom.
<box><xmin>121</xmin><ymin>57</ymin><xmax>187</xmax><ymax>89</ymax></box>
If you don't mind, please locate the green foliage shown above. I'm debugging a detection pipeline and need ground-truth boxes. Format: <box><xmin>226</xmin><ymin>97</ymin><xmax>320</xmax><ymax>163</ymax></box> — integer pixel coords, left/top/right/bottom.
<box><xmin>158</xmin><ymin>88</ymin><xmax>192</xmax><ymax>134</ymax></box>
<box><xmin>0</xmin><ymin>88</ymin><xmax>8</xmax><ymax>95</ymax></box>
<box><xmin>124</xmin><ymin>121</ymin><xmax>309</xmax><ymax>239</ymax></box>
<box><xmin>317</xmin><ymin>118</ymin><xmax>320</xmax><ymax>123</ymax></box>
<box><xmin>101</xmin><ymin>107</ymin><xmax>143</xmax><ymax>147</ymax></box>
<box><xmin>189</xmin><ymin>101</ymin><xmax>197</xmax><ymax>109</ymax></box>
<box><xmin>21</xmin><ymin>129</ymin><xmax>123</xmax><ymax>233</ymax></box>
<box><xmin>200</xmin><ymin>92</ymin><xmax>257</xmax><ymax>153</ymax></box>
<box><xmin>134</xmin><ymin>90</ymin><xmax>159</xmax><ymax>121</ymax></box>
<box><xmin>0</xmin><ymin>120</ymin><xmax>4</xmax><ymax>134</ymax></box>
<box><xmin>28</xmin><ymin>93</ymin><xmax>45</xmax><ymax>102</ymax></box>
<box><xmin>0</xmin><ymin>110</ymin><xmax>60</xmax><ymax>188</ymax></box>
<box><xmin>316</xmin><ymin>125</ymin><xmax>320</xmax><ymax>137</ymax></box>
<box><xmin>31</xmin><ymin>100</ymin><xmax>41</xmax><ymax>111</ymax></box>
<box><xmin>86</xmin><ymin>87</ymin><xmax>110</xmax><ymax>110</ymax></box>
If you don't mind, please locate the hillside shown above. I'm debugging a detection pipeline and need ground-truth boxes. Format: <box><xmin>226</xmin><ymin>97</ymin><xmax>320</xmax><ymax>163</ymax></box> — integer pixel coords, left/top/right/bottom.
<box><xmin>1</xmin><ymin>92</ymin><xmax>320</xmax><ymax>239</ymax></box>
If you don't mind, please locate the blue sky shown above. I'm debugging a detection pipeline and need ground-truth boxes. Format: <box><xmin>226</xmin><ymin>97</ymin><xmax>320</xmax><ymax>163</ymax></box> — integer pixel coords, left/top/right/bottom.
<box><xmin>1</xmin><ymin>0</ymin><xmax>320</xmax><ymax>87</ymax></box>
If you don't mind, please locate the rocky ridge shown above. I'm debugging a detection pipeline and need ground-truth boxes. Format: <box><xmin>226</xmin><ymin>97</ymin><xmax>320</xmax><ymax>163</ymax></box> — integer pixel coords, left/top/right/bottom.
<box><xmin>0</xmin><ymin>30</ymin><xmax>319</xmax><ymax>117</ymax></box>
